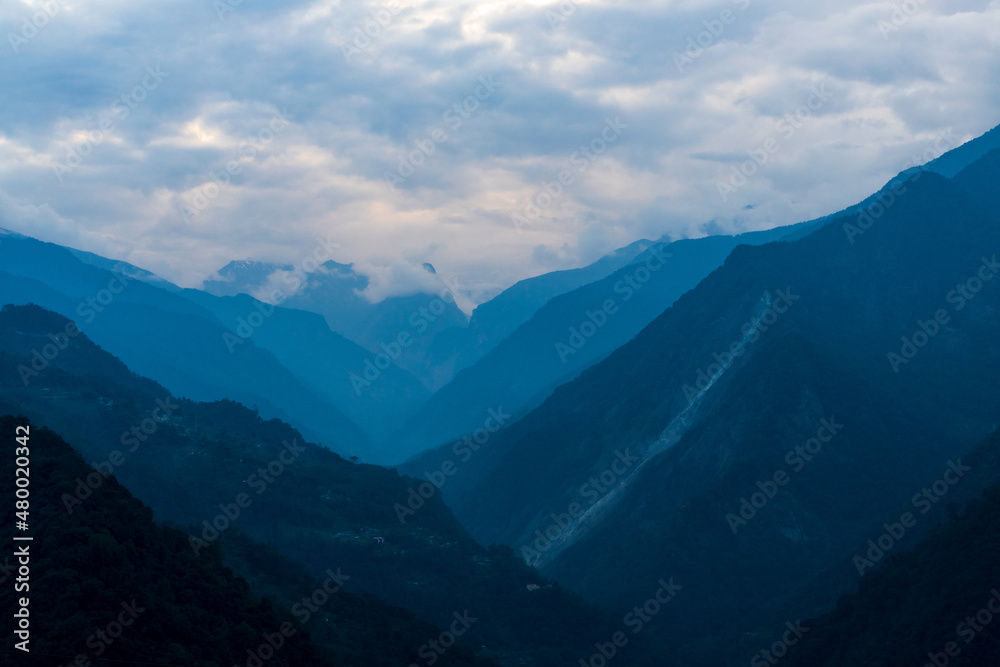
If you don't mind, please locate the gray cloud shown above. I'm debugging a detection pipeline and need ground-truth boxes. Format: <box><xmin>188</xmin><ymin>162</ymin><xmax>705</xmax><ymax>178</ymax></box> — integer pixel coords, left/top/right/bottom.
<box><xmin>0</xmin><ymin>0</ymin><xmax>997</xmax><ymax>301</ymax></box>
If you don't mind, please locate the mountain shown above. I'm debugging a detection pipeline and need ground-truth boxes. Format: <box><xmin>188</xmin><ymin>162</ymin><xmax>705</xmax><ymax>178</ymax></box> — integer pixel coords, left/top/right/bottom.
<box><xmin>783</xmin><ymin>434</ymin><xmax>1000</xmax><ymax>667</ymax></box>
<box><xmin>0</xmin><ymin>414</ymin><xmax>494</xmax><ymax>667</ymax></box>
<box><xmin>200</xmin><ymin>237</ymin><xmax>671</xmax><ymax>397</ymax></box>
<box><xmin>395</xmin><ymin>219</ymin><xmax>820</xmax><ymax>464</ymax></box>
<box><xmin>433</xmin><ymin>237</ymin><xmax>658</xmax><ymax>376</ymax></box>
<box><xmin>191</xmin><ymin>225</ymin><xmax>813</xmax><ymax>463</ymax></box>
<box><xmin>413</xmin><ymin>145</ymin><xmax>1000</xmax><ymax>665</ymax></box>
<box><xmin>401</xmin><ymin>122</ymin><xmax>998</xmax><ymax>466</ymax></box>
<box><xmin>204</xmin><ymin>259</ymin><xmax>296</xmax><ymax>297</ymax></box>
<box><xmin>0</xmin><ymin>216</ymin><xmax>817</xmax><ymax>466</ymax></box>
<box><xmin>0</xmin><ymin>232</ymin><xmax>379</xmax><ymax>457</ymax></box>
<box><xmin>66</xmin><ymin>246</ymin><xmax>182</xmax><ymax>292</ymax></box>
<box><xmin>923</xmin><ymin>123</ymin><xmax>1000</xmax><ymax>178</ymax></box>
<box><xmin>0</xmin><ymin>231</ymin><xmax>447</xmax><ymax>458</ymax></box>
<box><xmin>203</xmin><ymin>258</ymin><xmax>469</xmax><ymax>390</ymax></box>
<box><xmin>0</xmin><ymin>304</ymin><xmax>670</xmax><ymax>666</ymax></box>
<box><xmin>178</xmin><ymin>289</ymin><xmax>431</xmax><ymax>446</ymax></box>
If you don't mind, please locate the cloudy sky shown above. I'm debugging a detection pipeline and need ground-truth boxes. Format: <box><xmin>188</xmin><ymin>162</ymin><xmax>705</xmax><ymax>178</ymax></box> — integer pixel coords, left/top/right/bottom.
<box><xmin>1</xmin><ymin>0</ymin><xmax>998</xmax><ymax>304</ymax></box>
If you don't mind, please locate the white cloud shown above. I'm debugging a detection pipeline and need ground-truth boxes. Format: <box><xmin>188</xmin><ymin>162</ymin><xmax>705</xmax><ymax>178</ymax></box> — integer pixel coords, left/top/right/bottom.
<box><xmin>0</xmin><ymin>0</ymin><xmax>997</xmax><ymax>302</ymax></box>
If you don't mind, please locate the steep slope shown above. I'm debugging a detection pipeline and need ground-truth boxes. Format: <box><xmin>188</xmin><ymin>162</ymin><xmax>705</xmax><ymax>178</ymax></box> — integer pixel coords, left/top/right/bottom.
<box><xmin>355</xmin><ymin>291</ymin><xmax>469</xmax><ymax>389</ymax></box>
<box><xmin>204</xmin><ymin>259</ymin><xmax>297</xmax><ymax>297</ymax></box>
<box><xmin>67</xmin><ymin>246</ymin><xmax>182</xmax><ymax>292</ymax></box>
<box><xmin>0</xmin><ymin>233</ymin><xmax>378</xmax><ymax>457</ymax></box>
<box><xmin>429</xmin><ymin>148</ymin><xmax>1000</xmax><ymax>663</ymax></box>
<box><xmin>401</xmin><ymin>126</ymin><xmax>1000</xmax><ymax>465</ymax></box>
<box><xmin>0</xmin><ymin>304</ymin><xmax>669</xmax><ymax>666</ymax></box>
<box><xmin>179</xmin><ymin>289</ymin><xmax>431</xmax><ymax>446</ymax></box>
<box><xmin>0</xmin><ymin>415</ymin><xmax>478</xmax><ymax>667</ymax></box>
<box><xmin>204</xmin><ymin>259</ymin><xmax>468</xmax><ymax>390</ymax></box>
<box><xmin>201</xmin><ymin>237</ymin><xmax>655</xmax><ymax>394</ymax></box>
<box><xmin>432</xmin><ymin>237</ymin><xmax>657</xmax><ymax>375</ymax></box>
<box><xmin>923</xmin><ymin>123</ymin><xmax>1000</xmax><ymax>178</ymax></box>
<box><xmin>0</xmin><ymin>230</ymin><xmax>430</xmax><ymax>460</ymax></box>
<box><xmin>396</xmin><ymin>221</ymin><xmax>818</xmax><ymax>465</ymax></box>
<box><xmin>783</xmin><ymin>456</ymin><xmax>1000</xmax><ymax>667</ymax></box>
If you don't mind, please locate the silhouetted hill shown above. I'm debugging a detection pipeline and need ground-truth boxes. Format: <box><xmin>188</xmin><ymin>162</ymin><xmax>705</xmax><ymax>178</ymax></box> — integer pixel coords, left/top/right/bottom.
<box><xmin>0</xmin><ymin>304</ymin><xmax>669</xmax><ymax>666</ymax></box>
<box><xmin>0</xmin><ymin>235</ymin><xmax>378</xmax><ymax>457</ymax></box>
<box><xmin>0</xmin><ymin>415</ymin><xmax>421</xmax><ymax>667</ymax></box>
<box><xmin>395</xmin><ymin>220</ymin><xmax>820</xmax><ymax>462</ymax></box>
<box><xmin>412</xmin><ymin>141</ymin><xmax>1000</xmax><ymax>665</ymax></box>
<box><xmin>783</xmin><ymin>434</ymin><xmax>1000</xmax><ymax>667</ymax></box>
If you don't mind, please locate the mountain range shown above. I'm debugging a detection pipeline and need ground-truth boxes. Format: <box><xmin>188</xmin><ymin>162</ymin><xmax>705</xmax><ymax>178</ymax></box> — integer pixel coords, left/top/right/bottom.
<box><xmin>405</xmin><ymin>139</ymin><xmax>1000</xmax><ymax>665</ymax></box>
<box><xmin>2</xmin><ymin>122</ymin><xmax>1000</xmax><ymax>666</ymax></box>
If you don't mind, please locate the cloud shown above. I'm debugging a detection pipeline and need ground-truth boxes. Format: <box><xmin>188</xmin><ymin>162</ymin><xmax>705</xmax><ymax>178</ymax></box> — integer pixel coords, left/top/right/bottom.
<box><xmin>0</xmin><ymin>0</ymin><xmax>997</xmax><ymax>302</ymax></box>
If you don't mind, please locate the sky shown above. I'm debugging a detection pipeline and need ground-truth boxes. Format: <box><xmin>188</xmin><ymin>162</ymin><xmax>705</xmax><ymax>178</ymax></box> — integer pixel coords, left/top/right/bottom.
<box><xmin>1</xmin><ymin>0</ymin><xmax>998</xmax><ymax>304</ymax></box>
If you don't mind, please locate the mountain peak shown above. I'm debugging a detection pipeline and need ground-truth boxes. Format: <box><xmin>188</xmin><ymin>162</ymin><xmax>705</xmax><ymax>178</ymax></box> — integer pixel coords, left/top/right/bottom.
<box><xmin>214</xmin><ymin>259</ymin><xmax>290</xmax><ymax>277</ymax></box>
<box><xmin>0</xmin><ymin>226</ymin><xmax>28</xmax><ymax>239</ymax></box>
